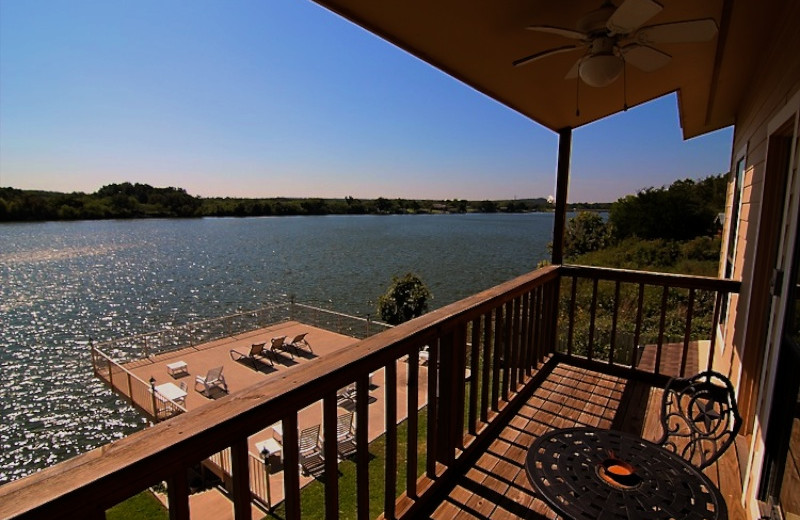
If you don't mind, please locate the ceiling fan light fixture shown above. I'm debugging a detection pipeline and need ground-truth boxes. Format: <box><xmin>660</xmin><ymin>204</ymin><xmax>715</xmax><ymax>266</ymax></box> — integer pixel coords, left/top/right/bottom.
<box><xmin>579</xmin><ymin>54</ymin><xmax>624</xmax><ymax>87</ymax></box>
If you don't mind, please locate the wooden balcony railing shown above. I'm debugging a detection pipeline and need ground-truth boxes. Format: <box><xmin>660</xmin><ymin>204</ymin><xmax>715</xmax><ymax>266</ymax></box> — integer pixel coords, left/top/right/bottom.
<box><xmin>0</xmin><ymin>264</ymin><xmax>740</xmax><ymax>520</ymax></box>
<box><xmin>90</xmin><ymin>346</ymin><xmax>187</xmax><ymax>421</ymax></box>
<box><xmin>558</xmin><ymin>265</ymin><xmax>740</xmax><ymax>380</ymax></box>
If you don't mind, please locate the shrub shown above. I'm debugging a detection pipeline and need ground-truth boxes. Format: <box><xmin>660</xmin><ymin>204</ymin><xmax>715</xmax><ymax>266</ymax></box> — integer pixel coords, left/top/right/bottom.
<box><xmin>377</xmin><ymin>273</ymin><xmax>432</xmax><ymax>325</ymax></box>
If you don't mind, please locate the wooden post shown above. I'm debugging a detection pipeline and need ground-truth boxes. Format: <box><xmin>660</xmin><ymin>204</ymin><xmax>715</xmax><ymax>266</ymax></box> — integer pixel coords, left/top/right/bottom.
<box><xmin>356</xmin><ymin>373</ymin><xmax>370</xmax><ymax>520</ymax></box>
<box><xmin>436</xmin><ymin>326</ymin><xmax>466</xmax><ymax>464</ymax></box>
<box><xmin>167</xmin><ymin>468</ymin><xmax>190</xmax><ymax>520</ymax></box>
<box><xmin>283</xmin><ymin>415</ymin><xmax>301</xmax><ymax>520</ymax></box>
<box><xmin>149</xmin><ymin>377</ymin><xmax>159</xmax><ymax>421</ymax></box>
<box><xmin>549</xmin><ymin>128</ymin><xmax>571</xmax><ymax>355</ymax></box>
<box><xmin>259</xmin><ymin>448</ymin><xmax>272</xmax><ymax>510</ymax></box>
<box><xmin>551</xmin><ymin>127</ymin><xmax>572</xmax><ymax>265</ymax></box>
<box><xmin>323</xmin><ymin>394</ymin><xmax>339</xmax><ymax>519</ymax></box>
<box><xmin>231</xmin><ymin>439</ymin><xmax>251</xmax><ymax>520</ymax></box>
<box><xmin>384</xmin><ymin>361</ymin><xmax>398</xmax><ymax>519</ymax></box>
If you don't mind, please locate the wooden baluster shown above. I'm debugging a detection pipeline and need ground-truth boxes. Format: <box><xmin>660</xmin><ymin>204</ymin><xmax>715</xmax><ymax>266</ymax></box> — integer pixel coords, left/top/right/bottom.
<box><xmin>480</xmin><ymin>312</ymin><xmax>492</xmax><ymax>423</ymax></box>
<box><xmin>521</xmin><ymin>291</ymin><xmax>532</xmax><ymax>377</ymax></box>
<box><xmin>511</xmin><ymin>296</ymin><xmax>522</xmax><ymax>389</ymax></box>
<box><xmin>655</xmin><ymin>285</ymin><xmax>669</xmax><ymax>375</ymax></box>
<box><xmin>231</xmin><ymin>439</ymin><xmax>251</xmax><ymax>520</ymax></box>
<box><xmin>532</xmin><ymin>286</ymin><xmax>542</xmax><ymax>364</ymax></box>
<box><xmin>468</xmin><ymin>318</ymin><xmax>480</xmax><ymax>435</ymax></box>
<box><xmin>680</xmin><ymin>288</ymin><xmax>695</xmax><ymax>377</ymax></box>
<box><xmin>282</xmin><ymin>415</ymin><xmax>301</xmax><ymax>520</ymax></box>
<box><xmin>167</xmin><ymin>467</ymin><xmax>190</xmax><ymax>520</ymax></box>
<box><xmin>631</xmin><ymin>283</ymin><xmax>645</xmax><ymax>369</ymax></box>
<box><xmin>426</xmin><ymin>340</ymin><xmax>439</xmax><ymax>478</ymax></box>
<box><xmin>567</xmin><ymin>276</ymin><xmax>577</xmax><ymax>356</ymax></box>
<box><xmin>356</xmin><ymin>372</ymin><xmax>370</xmax><ymax>520</ymax></box>
<box><xmin>385</xmin><ymin>359</ymin><xmax>397</xmax><ymax>520</ymax></box>
<box><xmin>502</xmin><ymin>300</ymin><xmax>512</xmax><ymax>401</ymax></box>
<box><xmin>407</xmin><ymin>348</ymin><xmax>419</xmax><ymax>497</ymax></box>
<box><xmin>323</xmin><ymin>392</ymin><xmax>339</xmax><ymax>519</ymax></box>
<box><xmin>491</xmin><ymin>307</ymin><xmax>502</xmax><ymax>411</ymax></box>
<box><xmin>609</xmin><ymin>281</ymin><xmax>621</xmax><ymax>365</ymax></box>
<box><xmin>588</xmin><ymin>277</ymin><xmax>599</xmax><ymax>361</ymax></box>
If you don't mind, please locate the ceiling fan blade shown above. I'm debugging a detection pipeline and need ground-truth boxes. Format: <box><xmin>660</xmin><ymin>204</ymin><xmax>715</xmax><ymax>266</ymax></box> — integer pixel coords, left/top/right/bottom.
<box><xmin>636</xmin><ymin>19</ymin><xmax>718</xmax><ymax>44</ymax></box>
<box><xmin>565</xmin><ymin>57</ymin><xmax>582</xmax><ymax>79</ymax></box>
<box><xmin>526</xmin><ymin>25</ymin><xmax>587</xmax><ymax>41</ymax></box>
<box><xmin>513</xmin><ymin>44</ymin><xmax>583</xmax><ymax>67</ymax></box>
<box><xmin>607</xmin><ymin>0</ymin><xmax>663</xmax><ymax>35</ymax></box>
<box><xmin>621</xmin><ymin>44</ymin><xmax>671</xmax><ymax>72</ymax></box>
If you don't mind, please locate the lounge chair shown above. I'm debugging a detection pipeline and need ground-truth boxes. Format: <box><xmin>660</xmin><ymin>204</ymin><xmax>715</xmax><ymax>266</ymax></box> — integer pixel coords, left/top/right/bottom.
<box><xmin>270</xmin><ymin>335</ymin><xmax>294</xmax><ymax>360</ymax></box>
<box><xmin>336</xmin><ymin>383</ymin><xmax>356</xmax><ymax>408</ymax></box>
<box><xmin>336</xmin><ymin>412</ymin><xmax>356</xmax><ymax>459</ymax></box>
<box><xmin>299</xmin><ymin>424</ymin><xmax>324</xmax><ymax>476</ymax></box>
<box><xmin>287</xmin><ymin>332</ymin><xmax>313</xmax><ymax>355</ymax></box>
<box><xmin>230</xmin><ymin>341</ymin><xmax>274</xmax><ymax>371</ymax></box>
<box><xmin>195</xmin><ymin>366</ymin><xmax>228</xmax><ymax>396</ymax></box>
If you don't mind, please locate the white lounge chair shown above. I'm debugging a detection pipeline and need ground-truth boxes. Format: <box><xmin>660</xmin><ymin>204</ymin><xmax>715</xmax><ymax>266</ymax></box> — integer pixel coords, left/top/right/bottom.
<box><xmin>287</xmin><ymin>332</ymin><xmax>313</xmax><ymax>355</ymax></box>
<box><xmin>299</xmin><ymin>424</ymin><xmax>324</xmax><ymax>476</ymax></box>
<box><xmin>336</xmin><ymin>412</ymin><xmax>356</xmax><ymax>459</ymax></box>
<box><xmin>270</xmin><ymin>335</ymin><xmax>293</xmax><ymax>360</ymax></box>
<box><xmin>336</xmin><ymin>383</ymin><xmax>357</xmax><ymax>407</ymax></box>
<box><xmin>195</xmin><ymin>366</ymin><xmax>228</xmax><ymax>396</ymax></box>
<box><xmin>230</xmin><ymin>341</ymin><xmax>273</xmax><ymax>370</ymax></box>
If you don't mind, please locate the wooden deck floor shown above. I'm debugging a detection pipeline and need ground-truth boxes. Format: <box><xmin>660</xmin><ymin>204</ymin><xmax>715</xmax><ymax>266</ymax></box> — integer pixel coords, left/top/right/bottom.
<box><xmin>424</xmin><ymin>362</ymin><xmax>746</xmax><ymax>520</ymax></box>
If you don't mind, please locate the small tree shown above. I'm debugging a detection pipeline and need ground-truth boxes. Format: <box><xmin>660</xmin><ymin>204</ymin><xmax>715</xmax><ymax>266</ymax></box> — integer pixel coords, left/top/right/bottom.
<box><xmin>377</xmin><ymin>273</ymin><xmax>432</xmax><ymax>325</ymax></box>
<box><xmin>563</xmin><ymin>211</ymin><xmax>611</xmax><ymax>260</ymax></box>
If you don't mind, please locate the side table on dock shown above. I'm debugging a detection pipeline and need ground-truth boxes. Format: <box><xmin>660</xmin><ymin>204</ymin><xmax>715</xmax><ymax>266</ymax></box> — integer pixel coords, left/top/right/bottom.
<box><xmin>166</xmin><ymin>361</ymin><xmax>188</xmax><ymax>378</ymax></box>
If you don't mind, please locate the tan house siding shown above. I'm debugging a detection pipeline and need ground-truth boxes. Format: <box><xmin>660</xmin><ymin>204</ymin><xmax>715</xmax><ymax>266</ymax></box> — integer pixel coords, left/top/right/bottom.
<box><xmin>721</xmin><ymin>0</ymin><xmax>800</xmax><ymax>441</ymax></box>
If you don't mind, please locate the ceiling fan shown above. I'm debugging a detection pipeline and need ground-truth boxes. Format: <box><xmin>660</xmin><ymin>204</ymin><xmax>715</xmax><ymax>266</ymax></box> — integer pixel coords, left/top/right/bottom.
<box><xmin>513</xmin><ymin>0</ymin><xmax>718</xmax><ymax>88</ymax></box>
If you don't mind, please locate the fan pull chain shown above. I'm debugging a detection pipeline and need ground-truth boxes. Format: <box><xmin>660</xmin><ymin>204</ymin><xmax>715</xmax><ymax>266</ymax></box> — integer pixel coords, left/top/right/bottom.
<box><xmin>623</xmin><ymin>61</ymin><xmax>629</xmax><ymax>112</ymax></box>
<box><xmin>575</xmin><ymin>77</ymin><xmax>581</xmax><ymax>117</ymax></box>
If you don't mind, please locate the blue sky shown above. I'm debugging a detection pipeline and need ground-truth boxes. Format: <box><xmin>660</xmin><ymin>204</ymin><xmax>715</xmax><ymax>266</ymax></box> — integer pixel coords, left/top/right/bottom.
<box><xmin>0</xmin><ymin>0</ymin><xmax>733</xmax><ymax>202</ymax></box>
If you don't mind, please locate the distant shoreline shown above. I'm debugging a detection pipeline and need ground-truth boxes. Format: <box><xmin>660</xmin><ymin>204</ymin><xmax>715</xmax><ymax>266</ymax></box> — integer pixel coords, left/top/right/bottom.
<box><xmin>0</xmin><ymin>183</ymin><xmax>611</xmax><ymax>223</ymax></box>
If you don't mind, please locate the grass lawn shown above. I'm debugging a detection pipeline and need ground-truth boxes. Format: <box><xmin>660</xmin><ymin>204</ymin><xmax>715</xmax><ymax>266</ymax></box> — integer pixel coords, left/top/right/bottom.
<box><xmin>106</xmin><ymin>490</ymin><xmax>168</xmax><ymax>520</ymax></box>
<box><xmin>265</xmin><ymin>409</ymin><xmax>428</xmax><ymax>520</ymax></box>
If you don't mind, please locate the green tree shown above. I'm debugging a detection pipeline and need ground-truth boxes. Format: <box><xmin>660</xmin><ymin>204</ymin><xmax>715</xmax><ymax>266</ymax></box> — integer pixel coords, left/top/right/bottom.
<box><xmin>610</xmin><ymin>176</ymin><xmax>723</xmax><ymax>241</ymax></box>
<box><xmin>478</xmin><ymin>200</ymin><xmax>497</xmax><ymax>213</ymax></box>
<box><xmin>377</xmin><ymin>273</ymin><xmax>432</xmax><ymax>325</ymax></box>
<box><xmin>563</xmin><ymin>212</ymin><xmax>611</xmax><ymax>260</ymax></box>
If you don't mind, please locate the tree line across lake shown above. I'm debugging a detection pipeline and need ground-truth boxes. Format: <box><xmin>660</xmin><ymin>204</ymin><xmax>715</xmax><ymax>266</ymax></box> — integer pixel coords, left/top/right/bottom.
<box><xmin>0</xmin><ymin>183</ymin><xmax>613</xmax><ymax>222</ymax></box>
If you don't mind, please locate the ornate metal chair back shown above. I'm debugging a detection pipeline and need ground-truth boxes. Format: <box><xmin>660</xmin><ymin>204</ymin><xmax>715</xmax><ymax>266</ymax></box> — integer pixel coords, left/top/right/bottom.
<box><xmin>656</xmin><ymin>370</ymin><xmax>742</xmax><ymax>469</ymax></box>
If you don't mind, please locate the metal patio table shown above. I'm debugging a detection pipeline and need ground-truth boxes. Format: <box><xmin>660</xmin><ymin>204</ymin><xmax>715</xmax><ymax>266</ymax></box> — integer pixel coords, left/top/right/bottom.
<box><xmin>525</xmin><ymin>427</ymin><xmax>727</xmax><ymax>520</ymax></box>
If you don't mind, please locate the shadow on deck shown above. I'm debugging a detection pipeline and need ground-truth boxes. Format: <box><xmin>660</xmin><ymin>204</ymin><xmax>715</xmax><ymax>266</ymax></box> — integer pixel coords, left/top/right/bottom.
<box><xmin>421</xmin><ymin>361</ymin><xmax>746</xmax><ymax>520</ymax></box>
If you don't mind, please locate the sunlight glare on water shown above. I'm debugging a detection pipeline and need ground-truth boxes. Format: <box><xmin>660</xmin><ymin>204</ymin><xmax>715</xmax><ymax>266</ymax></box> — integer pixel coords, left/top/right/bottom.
<box><xmin>0</xmin><ymin>214</ymin><xmax>553</xmax><ymax>483</ymax></box>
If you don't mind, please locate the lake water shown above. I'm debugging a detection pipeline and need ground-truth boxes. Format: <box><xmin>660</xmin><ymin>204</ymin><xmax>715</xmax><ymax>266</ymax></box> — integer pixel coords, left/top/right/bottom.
<box><xmin>0</xmin><ymin>213</ymin><xmax>553</xmax><ymax>483</ymax></box>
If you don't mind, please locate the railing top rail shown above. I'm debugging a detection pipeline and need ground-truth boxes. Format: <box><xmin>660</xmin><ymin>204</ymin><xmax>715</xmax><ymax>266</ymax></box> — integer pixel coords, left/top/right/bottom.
<box><xmin>293</xmin><ymin>302</ymin><xmax>393</xmax><ymax>327</ymax></box>
<box><xmin>561</xmin><ymin>264</ymin><xmax>741</xmax><ymax>292</ymax></box>
<box><xmin>92</xmin><ymin>346</ymin><xmax>187</xmax><ymax>415</ymax></box>
<box><xmin>92</xmin><ymin>302</ymin><xmax>288</xmax><ymax>350</ymax></box>
<box><xmin>92</xmin><ymin>346</ymin><xmax>151</xmax><ymax>388</ymax></box>
<box><xmin>0</xmin><ymin>264</ymin><xmax>560</xmax><ymax>518</ymax></box>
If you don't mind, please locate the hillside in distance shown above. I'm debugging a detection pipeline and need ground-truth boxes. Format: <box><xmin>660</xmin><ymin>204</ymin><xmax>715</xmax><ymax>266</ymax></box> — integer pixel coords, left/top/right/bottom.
<box><xmin>0</xmin><ymin>183</ymin><xmax>612</xmax><ymax>222</ymax></box>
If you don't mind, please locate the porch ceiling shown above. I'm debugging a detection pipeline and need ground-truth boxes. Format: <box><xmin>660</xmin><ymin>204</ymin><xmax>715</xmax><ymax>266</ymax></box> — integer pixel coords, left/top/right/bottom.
<box><xmin>311</xmin><ymin>0</ymin><xmax>773</xmax><ymax>138</ymax></box>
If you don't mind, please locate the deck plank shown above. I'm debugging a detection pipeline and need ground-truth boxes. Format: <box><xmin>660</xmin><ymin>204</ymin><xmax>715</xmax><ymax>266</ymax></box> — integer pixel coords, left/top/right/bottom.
<box><xmin>423</xmin><ymin>363</ymin><xmax>745</xmax><ymax>520</ymax></box>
